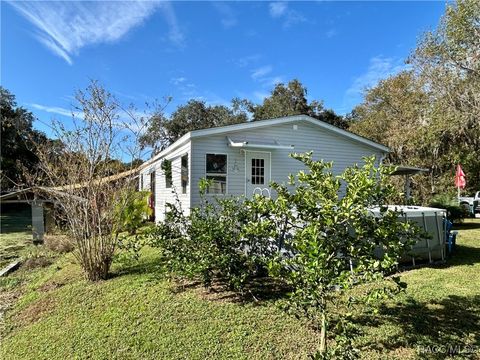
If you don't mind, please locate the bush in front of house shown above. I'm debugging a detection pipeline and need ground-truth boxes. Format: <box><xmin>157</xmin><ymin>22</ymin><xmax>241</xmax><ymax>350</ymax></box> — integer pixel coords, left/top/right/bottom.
<box><xmin>259</xmin><ymin>153</ymin><xmax>425</xmax><ymax>358</ymax></box>
<box><xmin>150</xmin><ymin>154</ymin><xmax>425</xmax><ymax>358</ymax></box>
<box><xmin>150</xmin><ymin>179</ymin><xmax>278</xmax><ymax>291</ymax></box>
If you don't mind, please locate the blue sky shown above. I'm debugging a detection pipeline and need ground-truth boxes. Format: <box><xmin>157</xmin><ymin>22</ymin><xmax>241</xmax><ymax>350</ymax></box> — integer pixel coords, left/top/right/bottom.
<box><xmin>2</xmin><ymin>1</ymin><xmax>446</xmax><ymax>136</ymax></box>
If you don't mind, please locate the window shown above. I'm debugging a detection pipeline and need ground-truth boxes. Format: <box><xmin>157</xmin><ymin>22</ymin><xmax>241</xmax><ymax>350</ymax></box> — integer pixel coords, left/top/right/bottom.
<box><xmin>181</xmin><ymin>155</ymin><xmax>188</xmax><ymax>194</ymax></box>
<box><xmin>150</xmin><ymin>171</ymin><xmax>156</xmax><ymax>207</ymax></box>
<box><xmin>251</xmin><ymin>158</ymin><xmax>265</xmax><ymax>185</ymax></box>
<box><xmin>161</xmin><ymin>159</ymin><xmax>172</xmax><ymax>188</ymax></box>
<box><xmin>205</xmin><ymin>154</ymin><xmax>227</xmax><ymax>194</ymax></box>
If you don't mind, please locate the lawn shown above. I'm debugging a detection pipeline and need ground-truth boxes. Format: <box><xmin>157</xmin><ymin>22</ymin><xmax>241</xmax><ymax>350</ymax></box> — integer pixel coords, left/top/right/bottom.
<box><xmin>0</xmin><ymin>220</ymin><xmax>479</xmax><ymax>359</ymax></box>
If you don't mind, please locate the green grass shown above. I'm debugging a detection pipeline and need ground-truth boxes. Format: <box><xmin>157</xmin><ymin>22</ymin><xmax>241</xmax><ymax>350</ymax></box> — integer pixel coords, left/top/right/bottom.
<box><xmin>0</xmin><ymin>204</ymin><xmax>34</xmax><ymax>268</ymax></box>
<box><xmin>1</xmin><ymin>220</ymin><xmax>479</xmax><ymax>359</ymax></box>
<box><xmin>0</xmin><ymin>250</ymin><xmax>320</xmax><ymax>359</ymax></box>
<box><xmin>356</xmin><ymin>219</ymin><xmax>480</xmax><ymax>359</ymax></box>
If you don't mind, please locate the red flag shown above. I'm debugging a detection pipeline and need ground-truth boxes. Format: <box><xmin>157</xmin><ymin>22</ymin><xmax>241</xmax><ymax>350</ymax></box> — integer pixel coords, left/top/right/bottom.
<box><xmin>455</xmin><ymin>164</ymin><xmax>466</xmax><ymax>189</ymax></box>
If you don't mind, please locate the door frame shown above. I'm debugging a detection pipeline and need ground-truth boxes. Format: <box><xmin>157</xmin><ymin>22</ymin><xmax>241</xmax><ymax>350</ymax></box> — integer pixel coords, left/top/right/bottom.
<box><xmin>243</xmin><ymin>150</ymin><xmax>272</xmax><ymax>198</ymax></box>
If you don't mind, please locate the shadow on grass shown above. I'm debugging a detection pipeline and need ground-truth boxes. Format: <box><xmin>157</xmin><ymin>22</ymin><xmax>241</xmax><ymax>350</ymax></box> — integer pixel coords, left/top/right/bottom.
<box><xmin>111</xmin><ymin>255</ymin><xmax>166</xmax><ymax>279</ymax></box>
<box><xmin>454</xmin><ymin>221</ymin><xmax>480</xmax><ymax>231</ymax></box>
<box><xmin>356</xmin><ymin>294</ymin><xmax>480</xmax><ymax>359</ymax></box>
<box><xmin>167</xmin><ymin>275</ymin><xmax>291</xmax><ymax>305</ymax></box>
<box><xmin>445</xmin><ymin>244</ymin><xmax>480</xmax><ymax>267</ymax></box>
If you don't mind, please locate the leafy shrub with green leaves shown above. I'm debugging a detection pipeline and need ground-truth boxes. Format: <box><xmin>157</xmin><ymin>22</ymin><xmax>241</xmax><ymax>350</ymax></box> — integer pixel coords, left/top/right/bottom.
<box><xmin>429</xmin><ymin>193</ymin><xmax>467</xmax><ymax>223</ymax></box>
<box><xmin>150</xmin><ymin>154</ymin><xmax>424</xmax><ymax>357</ymax></box>
<box><xmin>114</xmin><ymin>190</ymin><xmax>152</xmax><ymax>235</ymax></box>
<box><xmin>114</xmin><ymin>190</ymin><xmax>153</xmax><ymax>262</ymax></box>
<box><xmin>149</xmin><ymin>180</ymin><xmax>277</xmax><ymax>291</ymax></box>
<box><xmin>257</xmin><ymin>153</ymin><xmax>425</xmax><ymax>358</ymax></box>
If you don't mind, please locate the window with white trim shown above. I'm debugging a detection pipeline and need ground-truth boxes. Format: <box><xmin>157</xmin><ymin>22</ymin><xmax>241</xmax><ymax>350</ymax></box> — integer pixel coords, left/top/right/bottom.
<box><xmin>251</xmin><ymin>158</ymin><xmax>265</xmax><ymax>185</ymax></box>
<box><xmin>205</xmin><ymin>154</ymin><xmax>227</xmax><ymax>194</ymax></box>
<box><xmin>181</xmin><ymin>154</ymin><xmax>188</xmax><ymax>194</ymax></box>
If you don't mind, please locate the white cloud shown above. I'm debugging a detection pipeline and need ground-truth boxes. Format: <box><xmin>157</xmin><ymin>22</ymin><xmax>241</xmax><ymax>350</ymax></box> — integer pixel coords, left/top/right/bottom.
<box><xmin>171</xmin><ymin>76</ymin><xmax>197</xmax><ymax>99</ymax></box>
<box><xmin>269</xmin><ymin>2</ymin><xmax>287</xmax><ymax>18</ymax></box>
<box><xmin>266</xmin><ymin>76</ymin><xmax>284</xmax><ymax>87</ymax></box>
<box><xmin>251</xmin><ymin>65</ymin><xmax>273</xmax><ymax>80</ymax></box>
<box><xmin>344</xmin><ymin>56</ymin><xmax>408</xmax><ymax>110</ymax></box>
<box><xmin>160</xmin><ymin>1</ymin><xmax>185</xmax><ymax>47</ymax></box>
<box><xmin>212</xmin><ymin>2</ymin><xmax>237</xmax><ymax>28</ymax></box>
<box><xmin>269</xmin><ymin>2</ymin><xmax>305</xmax><ymax>28</ymax></box>
<box><xmin>8</xmin><ymin>1</ymin><xmax>184</xmax><ymax>64</ymax></box>
<box><xmin>30</xmin><ymin>103</ymin><xmax>83</xmax><ymax>119</ymax></box>
<box><xmin>250</xmin><ymin>65</ymin><xmax>284</xmax><ymax>88</ymax></box>
<box><xmin>170</xmin><ymin>77</ymin><xmax>187</xmax><ymax>85</ymax></box>
<box><xmin>30</xmin><ymin>103</ymin><xmax>149</xmax><ymax>133</ymax></box>
<box><xmin>253</xmin><ymin>91</ymin><xmax>270</xmax><ymax>101</ymax></box>
<box><xmin>325</xmin><ymin>29</ymin><xmax>337</xmax><ymax>38</ymax></box>
<box><xmin>234</xmin><ymin>54</ymin><xmax>262</xmax><ymax>68</ymax></box>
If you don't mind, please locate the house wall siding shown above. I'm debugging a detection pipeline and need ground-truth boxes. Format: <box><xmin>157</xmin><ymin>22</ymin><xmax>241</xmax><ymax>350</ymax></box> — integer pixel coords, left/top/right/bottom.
<box><xmin>190</xmin><ymin>120</ymin><xmax>385</xmax><ymax>207</ymax></box>
<box><xmin>139</xmin><ymin>141</ymin><xmax>191</xmax><ymax>222</ymax></box>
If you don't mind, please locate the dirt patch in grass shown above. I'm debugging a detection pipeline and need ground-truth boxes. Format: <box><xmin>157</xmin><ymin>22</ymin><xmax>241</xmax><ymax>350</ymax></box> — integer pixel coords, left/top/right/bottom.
<box><xmin>44</xmin><ymin>234</ymin><xmax>74</xmax><ymax>254</ymax></box>
<box><xmin>22</xmin><ymin>256</ymin><xmax>53</xmax><ymax>270</ymax></box>
<box><xmin>38</xmin><ymin>282</ymin><xmax>64</xmax><ymax>293</ymax></box>
<box><xmin>171</xmin><ymin>276</ymin><xmax>290</xmax><ymax>305</ymax></box>
<box><xmin>0</xmin><ymin>288</ymin><xmax>22</xmax><ymax>326</ymax></box>
<box><xmin>190</xmin><ymin>281</ymin><xmax>239</xmax><ymax>303</ymax></box>
<box><xmin>15</xmin><ymin>294</ymin><xmax>57</xmax><ymax>327</ymax></box>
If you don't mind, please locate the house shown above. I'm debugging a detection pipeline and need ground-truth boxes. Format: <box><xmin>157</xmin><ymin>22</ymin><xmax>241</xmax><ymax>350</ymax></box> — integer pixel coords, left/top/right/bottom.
<box><xmin>139</xmin><ymin>115</ymin><xmax>389</xmax><ymax>222</ymax></box>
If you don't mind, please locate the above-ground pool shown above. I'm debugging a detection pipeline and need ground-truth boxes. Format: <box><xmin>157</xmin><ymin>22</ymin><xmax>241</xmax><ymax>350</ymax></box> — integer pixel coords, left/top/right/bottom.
<box><xmin>369</xmin><ymin>205</ymin><xmax>446</xmax><ymax>264</ymax></box>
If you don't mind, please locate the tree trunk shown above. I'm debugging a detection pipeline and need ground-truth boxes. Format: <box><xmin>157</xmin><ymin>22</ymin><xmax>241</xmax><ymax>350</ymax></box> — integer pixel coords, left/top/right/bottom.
<box><xmin>319</xmin><ymin>312</ymin><xmax>327</xmax><ymax>354</ymax></box>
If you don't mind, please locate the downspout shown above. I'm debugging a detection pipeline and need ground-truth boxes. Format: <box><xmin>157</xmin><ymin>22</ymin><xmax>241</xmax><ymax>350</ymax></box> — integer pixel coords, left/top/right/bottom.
<box><xmin>240</xmin><ymin>149</ymin><xmax>247</xmax><ymax>196</ymax></box>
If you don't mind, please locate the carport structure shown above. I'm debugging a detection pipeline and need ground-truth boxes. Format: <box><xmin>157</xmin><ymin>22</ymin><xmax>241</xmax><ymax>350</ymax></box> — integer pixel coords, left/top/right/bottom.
<box><xmin>0</xmin><ymin>187</ymin><xmax>67</xmax><ymax>242</ymax></box>
<box><xmin>390</xmin><ymin>165</ymin><xmax>429</xmax><ymax>202</ymax></box>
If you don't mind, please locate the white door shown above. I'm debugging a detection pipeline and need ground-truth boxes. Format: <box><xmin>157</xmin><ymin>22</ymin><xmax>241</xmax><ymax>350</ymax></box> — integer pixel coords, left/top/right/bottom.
<box><xmin>245</xmin><ymin>152</ymin><xmax>271</xmax><ymax>198</ymax></box>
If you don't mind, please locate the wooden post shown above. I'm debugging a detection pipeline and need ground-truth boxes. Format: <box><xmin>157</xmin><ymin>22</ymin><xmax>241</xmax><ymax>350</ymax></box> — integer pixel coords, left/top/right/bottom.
<box><xmin>44</xmin><ymin>203</ymin><xmax>55</xmax><ymax>234</ymax></box>
<box><xmin>31</xmin><ymin>201</ymin><xmax>45</xmax><ymax>243</ymax></box>
<box><xmin>405</xmin><ymin>175</ymin><xmax>411</xmax><ymax>204</ymax></box>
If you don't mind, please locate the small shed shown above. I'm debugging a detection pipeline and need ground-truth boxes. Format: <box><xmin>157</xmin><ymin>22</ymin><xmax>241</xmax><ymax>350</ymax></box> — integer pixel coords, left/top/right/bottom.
<box><xmin>0</xmin><ymin>187</ymin><xmax>57</xmax><ymax>242</ymax></box>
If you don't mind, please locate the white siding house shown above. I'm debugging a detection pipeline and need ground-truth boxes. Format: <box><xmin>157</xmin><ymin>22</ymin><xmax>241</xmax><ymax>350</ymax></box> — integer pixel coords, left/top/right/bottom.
<box><xmin>139</xmin><ymin>115</ymin><xmax>389</xmax><ymax>222</ymax></box>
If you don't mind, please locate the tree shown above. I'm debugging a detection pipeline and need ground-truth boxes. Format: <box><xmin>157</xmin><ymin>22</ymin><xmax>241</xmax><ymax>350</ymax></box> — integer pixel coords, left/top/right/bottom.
<box><xmin>349</xmin><ymin>71</ymin><xmax>434</xmax><ymax>199</ymax></box>
<box><xmin>140</xmin><ymin>100</ymin><xmax>248</xmax><ymax>155</ymax></box>
<box><xmin>32</xmin><ymin>81</ymin><xmax>149</xmax><ymax>281</ymax></box>
<box><xmin>242</xmin><ymin>79</ymin><xmax>349</xmax><ymax>129</ymax></box>
<box><xmin>0</xmin><ymin>87</ymin><xmax>48</xmax><ymax>190</ymax></box>
<box><xmin>262</xmin><ymin>154</ymin><xmax>423</xmax><ymax>357</ymax></box>
<box><xmin>410</xmin><ymin>0</ymin><xmax>480</xmax><ymax>195</ymax></box>
<box><xmin>152</xmin><ymin>153</ymin><xmax>424</xmax><ymax>356</ymax></box>
<box><xmin>350</xmin><ymin>1</ymin><xmax>480</xmax><ymax>201</ymax></box>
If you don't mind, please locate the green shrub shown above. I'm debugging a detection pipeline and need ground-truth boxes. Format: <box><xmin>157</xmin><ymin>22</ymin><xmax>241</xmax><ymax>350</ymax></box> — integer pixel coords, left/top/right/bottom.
<box><xmin>256</xmin><ymin>154</ymin><xmax>425</xmax><ymax>358</ymax></box>
<box><xmin>429</xmin><ymin>193</ymin><xmax>467</xmax><ymax>223</ymax></box>
<box><xmin>114</xmin><ymin>190</ymin><xmax>152</xmax><ymax>235</ymax></box>
<box><xmin>149</xmin><ymin>154</ymin><xmax>425</xmax><ymax>357</ymax></box>
<box><xmin>112</xmin><ymin>190</ymin><xmax>153</xmax><ymax>263</ymax></box>
<box><xmin>149</xmin><ymin>180</ymin><xmax>276</xmax><ymax>291</ymax></box>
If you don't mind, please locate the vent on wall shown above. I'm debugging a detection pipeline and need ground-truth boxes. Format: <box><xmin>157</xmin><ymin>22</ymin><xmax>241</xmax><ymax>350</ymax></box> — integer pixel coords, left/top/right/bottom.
<box><xmin>293</xmin><ymin>124</ymin><xmax>298</xmax><ymax>130</ymax></box>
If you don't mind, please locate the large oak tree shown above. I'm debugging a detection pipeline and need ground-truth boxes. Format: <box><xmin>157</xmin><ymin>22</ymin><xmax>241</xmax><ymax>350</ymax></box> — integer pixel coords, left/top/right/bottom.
<box><xmin>350</xmin><ymin>0</ymin><xmax>480</xmax><ymax>201</ymax></box>
<box><xmin>0</xmin><ymin>87</ymin><xmax>48</xmax><ymax>190</ymax></box>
